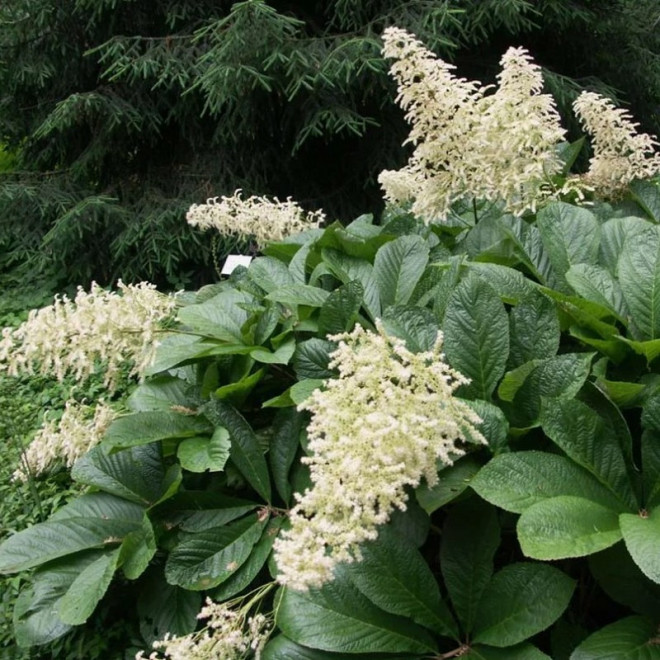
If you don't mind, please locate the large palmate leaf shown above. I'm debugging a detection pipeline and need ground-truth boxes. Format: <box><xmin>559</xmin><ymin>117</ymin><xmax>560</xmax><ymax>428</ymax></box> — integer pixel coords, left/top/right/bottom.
<box><xmin>373</xmin><ymin>235</ymin><xmax>429</xmax><ymax>308</ymax></box>
<box><xmin>0</xmin><ymin>494</ymin><xmax>143</xmax><ymax>573</ymax></box>
<box><xmin>571</xmin><ymin>616</ymin><xmax>660</xmax><ymax>659</ymax></box>
<box><xmin>472</xmin><ymin>563</ymin><xmax>575</xmax><ymax>647</ymax></box>
<box><xmin>346</xmin><ymin>526</ymin><xmax>457</xmax><ymax>638</ymax></box>
<box><xmin>443</xmin><ymin>272</ymin><xmax>509</xmax><ymax>400</ymax></box>
<box><xmin>441</xmin><ymin>498</ymin><xmax>500</xmax><ymax>635</ymax></box>
<box><xmin>617</xmin><ymin>224</ymin><xmax>660</xmax><ymax>340</ymax></box>
<box><xmin>472</xmin><ymin>451</ymin><xmax>626</xmax><ymax>514</ymax></box>
<box><xmin>72</xmin><ymin>443</ymin><xmax>179</xmax><ymax>506</ymax></box>
<box><xmin>203</xmin><ymin>400</ymin><xmax>271</xmax><ymax>502</ymax></box>
<box><xmin>536</xmin><ymin>202</ymin><xmax>600</xmax><ymax>289</ymax></box>
<box><xmin>517</xmin><ymin>496</ymin><xmax>622</xmax><ymax>559</ymax></box>
<box><xmin>540</xmin><ymin>398</ymin><xmax>638</xmax><ymax>512</ymax></box>
<box><xmin>276</xmin><ymin>571</ymin><xmax>437</xmax><ymax>655</ymax></box>
<box><xmin>165</xmin><ymin>512</ymin><xmax>267</xmax><ymax>590</ymax></box>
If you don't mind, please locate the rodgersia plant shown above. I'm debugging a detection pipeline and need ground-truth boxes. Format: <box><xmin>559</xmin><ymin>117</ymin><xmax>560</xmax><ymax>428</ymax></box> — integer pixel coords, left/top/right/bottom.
<box><xmin>1</xmin><ymin>26</ymin><xmax>660</xmax><ymax>660</ymax></box>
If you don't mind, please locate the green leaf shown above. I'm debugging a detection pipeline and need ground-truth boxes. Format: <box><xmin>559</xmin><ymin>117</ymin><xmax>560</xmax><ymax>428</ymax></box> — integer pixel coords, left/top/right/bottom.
<box><xmin>13</xmin><ymin>551</ymin><xmax>110</xmax><ymax>647</ymax></box>
<box><xmin>466</xmin><ymin>399</ymin><xmax>509</xmax><ymax>454</ymax></box>
<box><xmin>266</xmin><ymin>284</ymin><xmax>330</xmax><ymax>307</ymax></box>
<box><xmin>381</xmin><ymin>306</ymin><xmax>440</xmax><ymax>353</ymax></box>
<box><xmin>347</xmin><ymin>526</ymin><xmax>458</xmax><ymax>638</ymax></box>
<box><xmin>641</xmin><ymin>394</ymin><xmax>660</xmax><ymax>510</ymax></box>
<box><xmin>103</xmin><ymin>410</ymin><xmax>212</xmax><ymax>450</ymax></box>
<box><xmin>321</xmin><ymin>248</ymin><xmax>381</xmax><ymax>320</ymax></box>
<box><xmin>441</xmin><ymin>498</ymin><xmax>500</xmax><ymax>634</ymax></box>
<box><xmin>165</xmin><ymin>513</ymin><xmax>267</xmax><ymax>590</ymax></box>
<box><xmin>127</xmin><ymin>376</ymin><xmax>195</xmax><ymax>412</ymax></box>
<box><xmin>566</xmin><ymin>264</ymin><xmax>628</xmax><ymax>322</ymax></box>
<box><xmin>617</xmin><ymin>225</ymin><xmax>660</xmax><ymax>340</ymax></box>
<box><xmin>570</xmin><ymin>616</ymin><xmax>660</xmax><ymax>659</ymax></box>
<box><xmin>618</xmin><ymin>337</ymin><xmax>660</xmax><ymax>364</ymax></box>
<box><xmin>589</xmin><ymin>543</ymin><xmax>660</xmax><ymax>618</ymax></box>
<box><xmin>171</xmin><ymin>494</ymin><xmax>259</xmax><ymax>532</ymax></box>
<box><xmin>443</xmin><ymin>272</ymin><xmax>509</xmax><ymax>400</ymax></box>
<box><xmin>507</xmin><ymin>353</ymin><xmax>594</xmax><ymax>428</ymax></box>
<box><xmin>269</xmin><ymin>408</ymin><xmax>305</xmax><ymax>505</ymax></box>
<box><xmin>251</xmin><ymin>338</ymin><xmax>296</xmax><ymax>365</ymax></box>
<box><xmin>293</xmin><ymin>338</ymin><xmax>336</xmax><ymax>379</ymax></box>
<box><xmin>178</xmin><ymin>290</ymin><xmax>254</xmax><ymax>342</ymax></box>
<box><xmin>599</xmin><ymin>216</ymin><xmax>651</xmax><ymax>275</ymax></box>
<box><xmin>472</xmin><ymin>563</ymin><xmax>575</xmax><ymax>647</ymax></box>
<box><xmin>415</xmin><ymin>455</ymin><xmax>481</xmax><ymax>514</ymax></box>
<box><xmin>289</xmin><ymin>243</ymin><xmax>312</xmax><ymax>284</ymax></box>
<box><xmin>536</xmin><ymin>202</ymin><xmax>600</xmax><ymax>288</ymax></box>
<box><xmin>177</xmin><ymin>427</ymin><xmax>231</xmax><ymax>473</ymax></box>
<box><xmin>72</xmin><ymin>443</ymin><xmax>176</xmax><ymax>506</ymax></box>
<box><xmin>508</xmin><ymin>292</ymin><xmax>560</xmax><ymax>369</ymax></box>
<box><xmin>465</xmin><ymin>644</ymin><xmax>551</xmax><ymax>660</ymax></box>
<box><xmin>471</xmin><ymin>452</ymin><xmax>626</xmax><ymax>514</ymax></box>
<box><xmin>540</xmin><ymin>398</ymin><xmax>638</xmax><ymax>512</ymax></box>
<box><xmin>276</xmin><ymin>572</ymin><xmax>437</xmax><ymax>654</ymax></box>
<box><xmin>255</xmin><ymin>301</ymin><xmax>281</xmax><ymax>345</ymax></box>
<box><xmin>210</xmin><ymin>517</ymin><xmax>282</xmax><ymax>600</ymax></box>
<box><xmin>373</xmin><ymin>235</ymin><xmax>429</xmax><ymax>308</ymax></box>
<box><xmin>119</xmin><ymin>515</ymin><xmax>156</xmax><ymax>579</ymax></box>
<box><xmin>318</xmin><ymin>281</ymin><xmax>363</xmax><ymax>335</ymax></box>
<box><xmin>249</xmin><ymin>256</ymin><xmax>294</xmax><ymax>292</ymax></box>
<box><xmin>620</xmin><ymin>507</ymin><xmax>660</xmax><ymax>584</ymax></box>
<box><xmin>518</xmin><ymin>496</ymin><xmax>622</xmax><ymax>559</ymax></box>
<box><xmin>467</xmin><ymin>263</ymin><xmax>536</xmax><ymax>305</ymax></box>
<box><xmin>290</xmin><ymin>379</ymin><xmax>324</xmax><ymax>405</ymax></box>
<box><xmin>0</xmin><ymin>494</ymin><xmax>143</xmax><ymax>573</ymax></box>
<box><xmin>138</xmin><ymin>569</ymin><xmax>201</xmax><ymax>645</ymax></box>
<box><xmin>58</xmin><ymin>549</ymin><xmax>120</xmax><ymax>625</ymax></box>
<box><xmin>203</xmin><ymin>400</ymin><xmax>271</xmax><ymax>502</ymax></box>
<box><xmin>630</xmin><ymin>179</ymin><xmax>660</xmax><ymax>222</ymax></box>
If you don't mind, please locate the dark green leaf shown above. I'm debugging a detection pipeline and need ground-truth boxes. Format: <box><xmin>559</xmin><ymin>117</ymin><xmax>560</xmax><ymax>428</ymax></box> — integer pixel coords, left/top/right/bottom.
<box><xmin>599</xmin><ymin>216</ymin><xmax>651</xmax><ymax>275</ymax></box>
<box><xmin>566</xmin><ymin>264</ymin><xmax>628</xmax><ymax>322</ymax></box>
<box><xmin>465</xmin><ymin>644</ymin><xmax>551</xmax><ymax>660</ymax></box>
<box><xmin>508</xmin><ymin>292</ymin><xmax>560</xmax><ymax>368</ymax></box>
<box><xmin>467</xmin><ymin>263</ymin><xmax>536</xmax><ymax>305</ymax></box>
<box><xmin>466</xmin><ymin>399</ymin><xmax>509</xmax><ymax>454</ymax></box>
<box><xmin>119</xmin><ymin>515</ymin><xmax>156</xmax><ymax>579</ymax></box>
<box><xmin>276</xmin><ymin>572</ymin><xmax>437</xmax><ymax>654</ymax></box>
<box><xmin>381</xmin><ymin>306</ymin><xmax>440</xmax><ymax>353</ymax></box>
<box><xmin>269</xmin><ymin>408</ymin><xmax>305</xmax><ymax>505</ymax></box>
<box><xmin>251</xmin><ymin>338</ymin><xmax>296</xmax><ymax>365</ymax></box>
<box><xmin>203</xmin><ymin>400</ymin><xmax>271</xmax><ymax>502</ymax></box>
<box><xmin>318</xmin><ymin>281</ymin><xmax>363</xmax><ymax>335</ymax></box>
<box><xmin>293</xmin><ymin>338</ymin><xmax>336</xmax><ymax>379</ymax></box>
<box><xmin>472</xmin><ymin>563</ymin><xmax>575</xmax><ymax>647</ymax></box>
<box><xmin>441</xmin><ymin>497</ymin><xmax>500</xmax><ymax>634</ymax></box>
<box><xmin>266</xmin><ymin>284</ymin><xmax>330</xmax><ymax>307</ymax></box>
<box><xmin>127</xmin><ymin>376</ymin><xmax>194</xmax><ymax>412</ymax></box>
<box><xmin>415</xmin><ymin>455</ymin><xmax>481</xmax><ymax>513</ymax></box>
<box><xmin>373</xmin><ymin>235</ymin><xmax>429</xmax><ymax>308</ymax></box>
<box><xmin>540</xmin><ymin>398</ymin><xmax>638</xmax><ymax>511</ymax></box>
<box><xmin>630</xmin><ymin>179</ymin><xmax>660</xmax><ymax>222</ymax></box>
<box><xmin>518</xmin><ymin>496</ymin><xmax>622</xmax><ymax>559</ymax></box>
<box><xmin>347</xmin><ymin>526</ymin><xmax>457</xmax><ymax>638</ymax></box>
<box><xmin>178</xmin><ymin>290</ymin><xmax>254</xmax><ymax>341</ymax></box>
<box><xmin>443</xmin><ymin>272</ymin><xmax>509</xmax><ymax>400</ymax></box>
<box><xmin>249</xmin><ymin>256</ymin><xmax>294</xmax><ymax>292</ymax></box>
<box><xmin>165</xmin><ymin>513</ymin><xmax>267</xmax><ymax>590</ymax></box>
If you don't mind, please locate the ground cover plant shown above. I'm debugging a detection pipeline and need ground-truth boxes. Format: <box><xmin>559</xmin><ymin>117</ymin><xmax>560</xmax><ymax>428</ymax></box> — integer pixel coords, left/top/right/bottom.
<box><xmin>1</xmin><ymin>26</ymin><xmax>660</xmax><ymax>660</ymax></box>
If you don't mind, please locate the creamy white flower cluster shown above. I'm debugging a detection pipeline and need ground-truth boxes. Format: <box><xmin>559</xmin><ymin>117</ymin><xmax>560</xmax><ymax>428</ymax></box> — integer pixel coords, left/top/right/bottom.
<box><xmin>274</xmin><ymin>322</ymin><xmax>485</xmax><ymax>591</ymax></box>
<box><xmin>573</xmin><ymin>91</ymin><xmax>660</xmax><ymax>198</ymax></box>
<box><xmin>186</xmin><ymin>189</ymin><xmax>325</xmax><ymax>249</ymax></box>
<box><xmin>136</xmin><ymin>597</ymin><xmax>272</xmax><ymax>660</ymax></box>
<box><xmin>14</xmin><ymin>400</ymin><xmax>115</xmax><ymax>481</ymax></box>
<box><xmin>379</xmin><ymin>27</ymin><xmax>568</xmax><ymax>221</ymax></box>
<box><xmin>0</xmin><ymin>281</ymin><xmax>176</xmax><ymax>393</ymax></box>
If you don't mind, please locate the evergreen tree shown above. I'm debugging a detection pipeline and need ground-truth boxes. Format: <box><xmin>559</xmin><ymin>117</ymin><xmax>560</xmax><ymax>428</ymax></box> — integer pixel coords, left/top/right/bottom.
<box><xmin>0</xmin><ymin>0</ymin><xmax>658</xmax><ymax>288</ymax></box>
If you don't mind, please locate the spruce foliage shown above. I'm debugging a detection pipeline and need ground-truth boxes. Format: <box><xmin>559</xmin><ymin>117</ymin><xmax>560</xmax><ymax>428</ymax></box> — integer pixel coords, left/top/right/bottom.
<box><xmin>0</xmin><ymin>0</ymin><xmax>658</xmax><ymax>288</ymax></box>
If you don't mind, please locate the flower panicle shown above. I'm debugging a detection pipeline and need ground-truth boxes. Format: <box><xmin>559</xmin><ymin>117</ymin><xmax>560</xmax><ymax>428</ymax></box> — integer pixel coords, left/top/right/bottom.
<box><xmin>274</xmin><ymin>321</ymin><xmax>485</xmax><ymax>592</ymax></box>
<box><xmin>186</xmin><ymin>189</ymin><xmax>325</xmax><ymax>249</ymax></box>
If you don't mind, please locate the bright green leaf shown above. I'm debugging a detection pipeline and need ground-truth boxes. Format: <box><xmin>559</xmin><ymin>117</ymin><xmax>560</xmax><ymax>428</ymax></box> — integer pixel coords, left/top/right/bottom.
<box><xmin>620</xmin><ymin>507</ymin><xmax>660</xmax><ymax>584</ymax></box>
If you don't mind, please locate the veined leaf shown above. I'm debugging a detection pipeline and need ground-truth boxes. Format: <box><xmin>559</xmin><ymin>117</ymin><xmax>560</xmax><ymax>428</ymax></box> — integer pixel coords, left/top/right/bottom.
<box><xmin>518</xmin><ymin>496</ymin><xmax>622</xmax><ymax>559</ymax></box>
<box><xmin>443</xmin><ymin>272</ymin><xmax>509</xmax><ymax>400</ymax></box>
<box><xmin>276</xmin><ymin>571</ymin><xmax>437</xmax><ymax>654</ymax></box>
<box><xmin>269</xmin><ymin>408</ymin><xmax>305</xmax><ymax>505</ymax></box>
<box><xmin>571</xmin><ymin>616</ymin><xmax>660</xmax><ymax>659</ymax></box>
<box><xmin>620</xmin><ymin>507</ymin><xmax>660</xmax><ymax>584</ymax></box>
<box><xmin>165</xmin><ymin>513</ymin><xmax>267</xmax><ymax>590</ymax></box>
<box><xmin>382</xmin><ymin>306</ymin><xmax>440</xmax><ymax>353</ymax></box>
<box><xmin>465</xmin><ymin>644</ymin><xmax>551</xmax><ymax>660</ymax></box>
<box><xmin>266</xmin><ymin>284</ymin><xmax>330</xmax><ymax>307</ymax></box>
<box><xmin>599</xmin><ymin>216</ymin><xmax>651</xmax><ymax>275</ymax></box>
<box><xmin>415</xmin><ymin>455</ymin><xmax>481</xmax><ymax>514</ymax></box>
<box><xmin>178</xmin><ymin>290</ymin><xmax>254</xmax><ymax>342</ymax></box>
<box><xmin>249</xmin><ymin>256</ymin><xmax>294</xmax><ymax>292</ymax></box>
<box><xmin>293</xmin><ymin>338</ymin><xmax>336</xmax><ymax>380</ymax></box>
<box><xmin>177</xmin><ymin>427</ymin><xmax>231</xmax><ymax>473</ymax></box>
<box><xmin>472</xmin><ymin>563</ymin><xmax>575</xmax><ymax>647</ymax></box>
<box><xmin>566</xmin><ymin>263</ymin><xmax>628</xmax><ymax>322</ymax></box>
<box><xmin>373</xmin><ymin>235</ymin><xmax>429</xmax><ymax>308</ymax></box>
<box><xmin>318</xmin><ymin>280</ymin><xmax>363</xmax><ymax>335</ymax></box>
